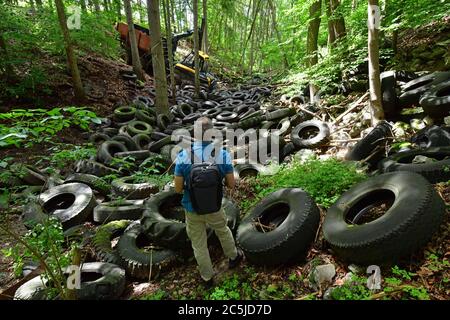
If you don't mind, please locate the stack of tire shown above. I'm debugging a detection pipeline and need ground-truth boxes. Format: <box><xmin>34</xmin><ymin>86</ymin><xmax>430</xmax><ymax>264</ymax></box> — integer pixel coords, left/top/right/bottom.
<box><xmin>380</xmin><ymin>71</ymin><xmax>450</xmax><ymax>120</ymax></box>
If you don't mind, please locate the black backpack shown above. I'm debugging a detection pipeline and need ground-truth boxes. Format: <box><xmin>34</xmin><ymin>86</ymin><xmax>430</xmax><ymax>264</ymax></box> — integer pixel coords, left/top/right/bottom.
<box><xmin>188</xmin><ymin>147</ymin><xmax>223</xmax><ymax>214</ymax></box>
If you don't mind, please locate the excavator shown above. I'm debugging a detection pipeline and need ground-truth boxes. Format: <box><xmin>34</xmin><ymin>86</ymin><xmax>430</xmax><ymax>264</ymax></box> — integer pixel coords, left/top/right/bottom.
<box><xmin>116</xmin><ymin>19</ymin><xmax>216</xmax><ymax>88</ymax></box>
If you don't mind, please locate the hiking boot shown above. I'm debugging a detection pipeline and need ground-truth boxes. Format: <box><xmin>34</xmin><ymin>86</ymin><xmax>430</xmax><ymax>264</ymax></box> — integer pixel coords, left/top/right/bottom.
<box><xmin>228</xmin><ymin>249</ymin><xmax>243</xmax><ymax>269</ymax></box>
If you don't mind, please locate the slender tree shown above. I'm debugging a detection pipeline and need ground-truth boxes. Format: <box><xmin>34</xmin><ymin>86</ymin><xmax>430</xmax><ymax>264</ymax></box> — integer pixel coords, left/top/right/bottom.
<box><xmin>124</xmin><ymin>0</ymin><xmax>145</xmax><ymax>81</ymax></box>
<box><xmin>326</xmin><ymin>0</ymin><xmax>336</xmax><ymax>49</ymax></box>
<box><xmin>55</xmin><ymin>0</ymin><xmax>86</xmax><ymax>102</ymax></box>
<box><xmin>268</xmin><ymin>0</ymin><xmax>288</xmax><ymax>69</ymax></box>
<box><xmin>163</xmin><ymin>0</ymin><xmax>176</xmax><ymax>101</ymax></box>
<box><xmin>202</xmin><ymin>0</ymin><xmax>208</xmax><ymax>53</ymax></box>
<box><xmin>330</xmin><ymin>0</ymin><xmax>346</xmax><ymax>40</ymax></box>
<box><xmin>147</xmin><ymin>0</ymin><xmax>169</xmax><ymax>114</ymax></box>
<box><xmin>306</xmin><ymin>0</ymin><xmax>321</xmax><ymax>101</ymax></box>
<box><xmin>368</xmin><ymin>0</ymin><xmax>384</xmax><ymax>123</ymax></box>
<box><xmin>193</xmin><ymin>0</ymin><xmax>200</xmax><ymax>96</ymax></box>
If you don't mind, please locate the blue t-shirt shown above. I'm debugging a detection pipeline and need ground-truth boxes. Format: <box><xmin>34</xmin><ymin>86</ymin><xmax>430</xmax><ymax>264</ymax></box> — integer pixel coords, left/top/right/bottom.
<box><xmin>174</xmin><ymin>141</ymin><xmax>234</xmax><ymax>213</ymax></box>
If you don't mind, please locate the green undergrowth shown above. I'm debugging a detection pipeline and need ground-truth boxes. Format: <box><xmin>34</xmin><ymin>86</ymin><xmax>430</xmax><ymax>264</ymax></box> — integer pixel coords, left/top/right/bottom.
<box><xmin>240</xmin><ymin>158</ymin><xmax>366</xmax><ymax>212</ymax></box>
<box><xmin>0</xmin><ymin>107</ymin><xmax>101</xmax><ymax>148</ymax></box>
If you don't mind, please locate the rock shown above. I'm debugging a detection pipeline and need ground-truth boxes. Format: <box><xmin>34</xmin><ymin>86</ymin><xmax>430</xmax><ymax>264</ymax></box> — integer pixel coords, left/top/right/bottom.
<box><xmin>318</xmin><ymin>154</ymin><xmax>332</xmax><ymax>161</ymax></box>
<box><xmin>293</xmin><ymin>149</ymin><xmax>316</xmax><ymax>163</ymax></box>
<box><xmin>412</xmin><ymin>155</ymin><xmax>436</xmax><ymax>164</ymax></box>
<box><xmin>342</xmin><ymin>113</ymin><xmax>356</xmax><ymax>125</ymax></box>
<box><xmin>22</xmin><ymin>201</ymin><xmax>47</xmax><ymax>228</ymax></box>
<box><xmin>312</xmin><ymin>264</ymin><xmax>336</xmax><ymax>289</ymax></box>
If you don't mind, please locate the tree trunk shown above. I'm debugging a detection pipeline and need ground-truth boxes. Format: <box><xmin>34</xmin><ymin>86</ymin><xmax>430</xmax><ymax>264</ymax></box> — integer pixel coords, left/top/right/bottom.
<box><xmin>124</xmin><ymin>0</ymin><xmax>145</xmax><ymax>81</ymax></box>
<box><xmin>202</xmin><ymin>0</ymin><xmax>208</xmax><ymax>53</ymax></box>
<box><xmin>55</xmin><ymin>0</ymin><xmax>86</xmax><ymax>102</ymax></box>
<box><xmin>306</xmin><ymin>0</ymin><xmax>321</xmax><ymax>101</ymax></box>
<box><xmin>163</xmin><ymin>0</ymin><xmax>176</xmax><ymax>102</ymax></box>
<box><xmin>147</xmin><ymin>0</ymin><xmax>169</xmax><ymax>114</ymax></box>
<box><xmin>268</xmin><ymin>0</ymin><xmax>288</xmax><ymax>69</ymax></box>
<box><xmin>352</xmin><ymin>0</ymin><xmax>358</xmax><ymax>10</ymax></box>
<box><xmin>240</xmin><ymin>0</ymin><xmax>261</xmax><ymax>68</ymax></box>
<box><xmin>326</xmin><ymin>0</ymin><xmax>336</xmax><ymax>50</ymax></box>
<box><xmin>331</xmin><ymin>0</ymin><xmax>346</xmax><ymax>40</ymax></box>
<box><xmin>392</xmin><ymin>29</ymin><xmax>398</xmax><ymax>55</ymax></box>
<box><xmin>193</xmin><ymin>0</ymin><xmax>200</xmax><ymax>96</ymax></box>
<box><xmin>368</xmin><ymin>0</ymin><xmax>384</xmax><ymax>123</ymax></box>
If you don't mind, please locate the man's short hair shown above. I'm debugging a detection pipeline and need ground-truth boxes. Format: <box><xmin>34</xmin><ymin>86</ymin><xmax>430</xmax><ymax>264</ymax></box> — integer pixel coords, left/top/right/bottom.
<box><xmin>194</xmin><ymin>116</ymin><xmax>213</xmax><ymax>141</ymax></box>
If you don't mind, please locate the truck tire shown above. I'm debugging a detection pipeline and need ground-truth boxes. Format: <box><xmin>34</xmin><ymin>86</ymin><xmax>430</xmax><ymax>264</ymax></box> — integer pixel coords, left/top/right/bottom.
<box><xmin>114</xmin><ymin>150</ymin><xmax>151</xmax><ymax>161</ymax></box>
<box><xmin>399</xmin><ymin>72</ymin><xmax>450</xmax><ymax>108</ymax></box>
<box><xmin>75</xmin><ymin>160</ymin><xmax>120</xmax><ymax>177</ymax></box>
<box><xmin>136</xmin><ymin>109</ymin><xmax>156</xmax><ymax>125</ymax></box>
<box><xmin>132</xmin><ymin>133</ymin><xmax>152</xmax><ymax>150</ymax></box>
<box><xmin>111</xmin><ymin>176</ymin><xmax>159</xmax><ymax>200</ymax></box>
<box><xmin>97</xmin><ymin>141</ymin><xmax>128</xmax><ymax>165</ymax></box>
<box><xmin>117</xmin><ymin>221</ymin><xmax>178</xmax><ymax>280</ymax></box>
<box><xmin>69</xmin><ymin>262</ymin><xmax>126</xmax><ymax>300</ymax></box>
<box><xmin>14</xmin><ymin>276</ymin><xmax>48</xmax><ymax>300</ymax></box>
<box><xmin>93</xmin><ymin>200</ymin><xmax>145</xmax><ymax>223</ymax></box>
<box><xmin>149</xmin><ymin>136</ymin><xmax>172</xmax><ymax>153</ymax></box>
<box><xmin>38</xmin><ymin>183</ymin><xmax>96</xmax><ymax>229</ymax></box>
<box><xmin>381</xmin><ymin>71</ymin><xmax>399</xmax><ymax>117</ymax></box>
<box><xmin>236</xmin><ymin>188</ymin><xmax>320</xmax><ymax>266</ymax></box>
<box><xmin>114</xmin><ymin>106</ymin><xmax>136</xmax><ymax>122</ymax></box>
<box><xmin>111</xmin><ymin>134</ymin><xmax>138</xmax><ymax>151</ymax></box>
<box><xmin>234</xmin><ymin>164</ymin><xmax>266</xmax><ymax>179</ymax></box>
<box><xmin>65</xmin><ymin>173</ymin><xmax>111</xmax><ymax>196</ymax></box>
<box><xmin>379</xmin><ymin>147</ymin><xmax>450</xmax><ymax>183</ymax></box>
<box><xmin>323</xmin><ymin>172</ymin><xmax>446</xmax><ymax>265</ymax></box>
<box><xmin>345</xmin><ymin>121</ymin><xmax>393</xmax><ymax>162</ymax></box>
<box><xmin>93</xmin><ymin>220</ymin><xmax>132</xmax><ymax>265</ymax></box>
<box><xmin>126</xmin><ymin>120</ymin><xmax>153</xmax><ymax>136</ymax></box>
<box><xmin>140</xmin><ymin>190</ymin><xmax>190</xmax><ymax>249</ymax></box>
<box><xmin>89</xmin><ymin>133</ymin><xmax>110</xmax><ymax>145</ymax></box>
<box><xmin>140</xmin><ymin>190</ymin><xmax>236</xmax><ymax>249</ymax></box>
<box><xmin>420</xmin><ymin>80</ymin><xmax>450</xmax><ymax>118</ymax></box>
<box><xmin>411</xmin><ymin>126</ymin><xmax>450</xmax><ymax>148</ymax></box>
<box><xmin>291</xmin><ymin>120</ymin><xmax>330</xmax><ymax>148</ymax></box>
<box><xmin>157</xmin><ymin>114</ymin><xmax>170</xmax><ymax>131</ymax></box>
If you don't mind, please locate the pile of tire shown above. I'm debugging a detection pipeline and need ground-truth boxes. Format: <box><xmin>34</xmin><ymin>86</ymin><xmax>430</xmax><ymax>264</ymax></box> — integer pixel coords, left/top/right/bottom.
<box><xmin>380</xmin><ymin>71</ymin><xmax>450</xmax><ymax>119</ymax></box>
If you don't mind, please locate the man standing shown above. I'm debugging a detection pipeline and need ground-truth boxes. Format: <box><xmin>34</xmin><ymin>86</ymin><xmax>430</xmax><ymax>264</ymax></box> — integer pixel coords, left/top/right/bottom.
<box><xmin>174</xmin><ymin>117</ymin><xmax>243</xmax><ymax>286</ymax></box>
